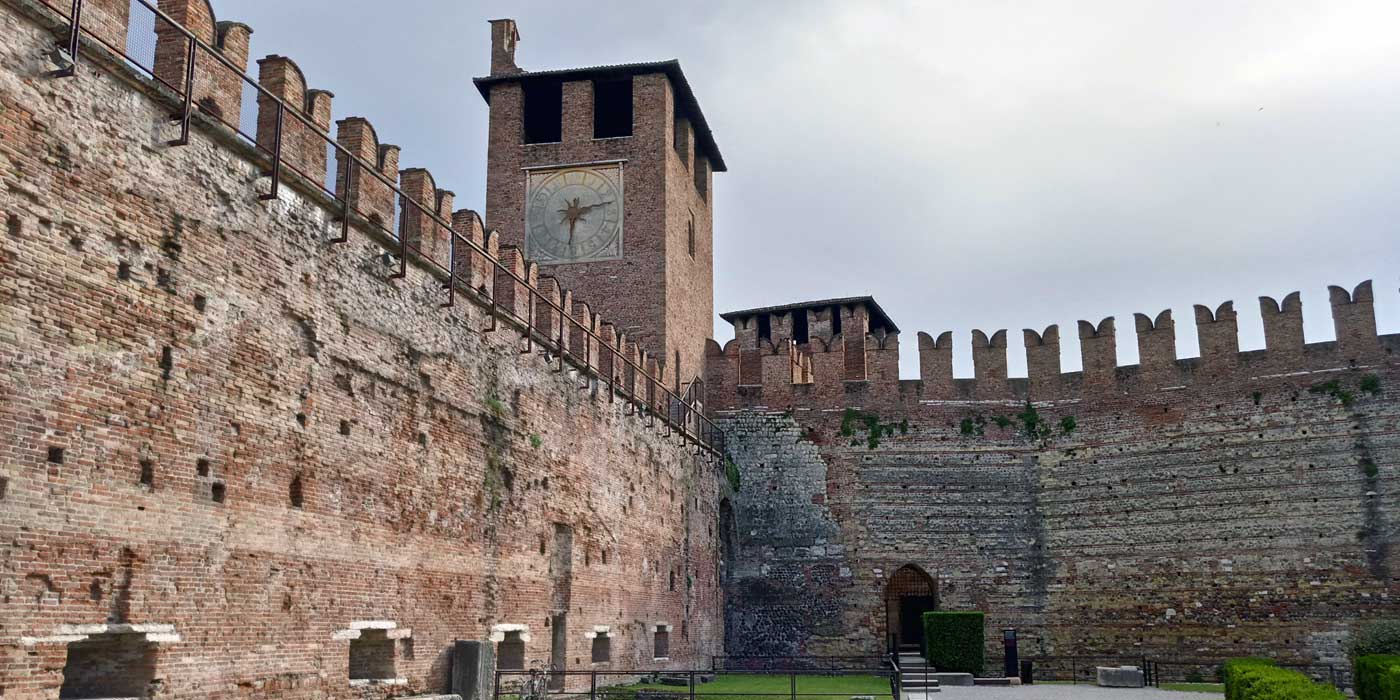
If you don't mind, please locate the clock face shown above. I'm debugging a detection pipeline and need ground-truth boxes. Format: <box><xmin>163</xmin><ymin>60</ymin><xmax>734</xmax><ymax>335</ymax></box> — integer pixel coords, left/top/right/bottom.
<box><xmin>525</xmin><ymin>165</ymin><xmax>624</xmax><ymax>264</ymax></box>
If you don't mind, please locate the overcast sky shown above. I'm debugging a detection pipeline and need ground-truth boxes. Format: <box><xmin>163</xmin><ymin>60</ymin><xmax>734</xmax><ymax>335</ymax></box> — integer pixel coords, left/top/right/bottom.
<box><xmin>224</xmin><ymin>0</ymin><xmax>1399</xmax><ymax>377</ymax></box>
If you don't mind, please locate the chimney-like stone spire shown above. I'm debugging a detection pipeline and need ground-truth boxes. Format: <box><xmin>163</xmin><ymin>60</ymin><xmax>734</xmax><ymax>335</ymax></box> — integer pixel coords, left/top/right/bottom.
<box><xmin>489</xmin><ymin>19</ymin><xmax>521</xmax><ymax>75</ymax></box>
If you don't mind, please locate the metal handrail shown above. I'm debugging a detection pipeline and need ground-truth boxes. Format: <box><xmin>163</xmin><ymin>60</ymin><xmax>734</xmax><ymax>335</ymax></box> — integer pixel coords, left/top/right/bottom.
<box><xmin>42</xmin><ymin>0</ymin><xmax>728</xmax><ymax>460</ymax></box>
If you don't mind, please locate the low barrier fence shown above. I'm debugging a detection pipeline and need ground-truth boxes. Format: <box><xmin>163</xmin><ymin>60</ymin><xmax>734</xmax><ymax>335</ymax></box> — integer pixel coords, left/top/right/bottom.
<box><xmin>1011</xmin><ymin>655</ymin><xmax>1348</xmax><ymax>690</ymax></box>
<box><xmin>710</xmin><ymin>656</ymin><xmax>890</xmax><ymax>672</ymax></box>
<box><xmin>493</xmin><ymin>668</ymin><xmax>900</xmax><ymax>700</ymax></box>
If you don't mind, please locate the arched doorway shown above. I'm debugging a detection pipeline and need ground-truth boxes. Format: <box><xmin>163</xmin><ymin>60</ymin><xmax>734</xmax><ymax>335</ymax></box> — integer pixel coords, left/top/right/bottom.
<box><xmin>884</xmin><ymin>564</ymin><xmax>937</xmax><ymax>652</ymax></box>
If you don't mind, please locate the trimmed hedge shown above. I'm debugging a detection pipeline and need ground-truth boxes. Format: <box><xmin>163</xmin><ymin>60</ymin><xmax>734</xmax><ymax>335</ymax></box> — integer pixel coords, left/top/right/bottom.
<box><xmin>1356</xmin><ymin>655</ymin><xmax>1400</xmax><ymax>700</ymax></box>
<box><xmin>922</xmin><ymin>611</ymin><xmax>983</xmax><ymax>675</ymax></box>
<box><xmin>1222</xmin><ymin>658</ymin><xmax>1344</xmax><ymax>700</ymax></box>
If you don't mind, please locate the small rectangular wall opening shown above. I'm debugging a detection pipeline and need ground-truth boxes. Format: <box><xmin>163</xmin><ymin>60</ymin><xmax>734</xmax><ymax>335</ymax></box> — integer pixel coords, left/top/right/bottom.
<box><xmin>60</xmin><ymin>633</ymin><xmax>156</xmax><ymax>699</ymax></box>
<box><xmin>792</xmin><ymin>312</ymin><xmax>810</xmax><ymax>344</ymax></box>
<box><xmin>593</xmin><ymin>78</ymin><xmax>633</xmax><ymax>139</ymax></box>
<box><xmin>497</xmin><ymin>630</ymin><xmax>525</xmax><ymax>670</ymax></box>
<box><xmin>653</xmin><ymin>628</ymin><xmax>669</xmax><ymax>659</ymax></box>
<box><xmin>693</xmin><ymin>156</ymin><xmax>709</xmax><ymax>201</ymax></box>
<box><xmin>523</xmin><ymin>78</ymin><xmax>563</xmax><ymax>144</ymax></box>
<box><xmin>590</xmin><ymin>633</ymin><xmax>611</xmax><ymax>663</ymax></box>
<box><xmin>348</xmin><ymin>629</ymin><xmax>396</xmax><ymax>681</ymax></box>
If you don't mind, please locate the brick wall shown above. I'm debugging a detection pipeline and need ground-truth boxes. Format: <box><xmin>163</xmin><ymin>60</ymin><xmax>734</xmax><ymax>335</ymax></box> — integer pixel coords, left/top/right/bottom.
<box><xmin>714</xmin><ymin>295</ymin><xmax>1399</xmax><ymax>675</ymax></box>
<box><xmin>0</xmin><ymin>4</ymin><xmax>725</xmax><ymax>697</ymax></box>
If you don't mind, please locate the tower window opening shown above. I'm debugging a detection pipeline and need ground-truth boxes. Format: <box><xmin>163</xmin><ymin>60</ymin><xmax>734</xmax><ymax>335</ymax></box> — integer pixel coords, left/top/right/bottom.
<box><xmin>673</xmin><ymin>117</ymin><xmax>691</xmax><ymax>167</ymax></box>
<box><xmin>756</xmin><ymin>315</ymin><xmax>772</xmax><ymax>342</ymax></box>
<box><xmin>593</xmin><ymin>78</ymin><xmax>633</xmax><ymax>138</ymax></box>
<box><xmin>792</xmin><ymin>312</ymin><xmax>810</xmax><ymax>344</ymax></box>
<box><xmin>523</xmin><ymin>78</ymin><xmax>563</xmax><ymax>144</ymax></box>
<box><xmin>687</xmin><ymin>215</ymin><xmax>695</xmax><ymax>259</ymax></box>
<box><xmin>831</xmin><ymin>307</ymin><xmax>842</xmax><ymax>336</ymax></box>
<box><xmin>693</xmin><ymin>156</ymin><xmax>709</xmax><ymax>200</ymax></box>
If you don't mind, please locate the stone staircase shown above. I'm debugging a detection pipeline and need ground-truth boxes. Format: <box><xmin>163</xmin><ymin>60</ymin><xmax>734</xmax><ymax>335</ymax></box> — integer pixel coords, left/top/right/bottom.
<box><xmin>897</xmin><ymin>648</ymin><xmax>939</xmax><ymax>694</ymax></box>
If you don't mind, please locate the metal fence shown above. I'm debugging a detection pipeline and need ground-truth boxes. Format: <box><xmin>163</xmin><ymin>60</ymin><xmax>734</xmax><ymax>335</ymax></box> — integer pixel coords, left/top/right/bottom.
<box><xmin>1142</xmin><ymin>659</ymin><xmax>1347</xmax><ymax>690</ymax></box>
<box><xmin>1012</xmin><ymin>655</ymin><xmax>1348</xmax><ymax>690</ymax></box>
<box><xmin>39</xmin><ymin>0</ymin><xmax>727</xmax><ymax>461</ymax></box>
<box><xmin>494</xmin><ymin>667</ymin><xmax>899</xmax><ymax>700</ymax></box>
<box><xmin>710</xmin><ymin>656</ymin><xmax>890</xmax><ymax>673</ymax></box>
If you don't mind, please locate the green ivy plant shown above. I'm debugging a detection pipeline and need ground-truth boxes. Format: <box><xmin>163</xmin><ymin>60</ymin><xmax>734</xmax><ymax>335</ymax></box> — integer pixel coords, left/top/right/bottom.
<box><xmin>840</xmin><ymin>408</ymin><xmax>907</xmax><ymax>449</ymax></box>
<box><xmin>1309</xmin><ymin>380</ymin><xmax>1355</xmax><ymax>407</ymax></box>
<box><xmin>1361</xmin><ymin>374</ymin><xmax>1382</xmax><ymax>396</ymax></box>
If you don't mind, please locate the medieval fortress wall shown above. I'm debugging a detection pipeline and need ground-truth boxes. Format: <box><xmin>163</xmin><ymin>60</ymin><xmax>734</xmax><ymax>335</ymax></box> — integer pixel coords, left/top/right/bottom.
<box><xmin>709</xmin><ymin>291</ymin><xmax>1399</xmax><ymax>669</ymax></box>
<box><xmin>0</xmin><ymin>1</ymin><xmax>726</xmax><ymax>697</ymax></box>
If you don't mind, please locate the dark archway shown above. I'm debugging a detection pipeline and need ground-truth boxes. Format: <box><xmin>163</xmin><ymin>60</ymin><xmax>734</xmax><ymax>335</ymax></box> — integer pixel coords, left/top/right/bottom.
<box><xmin>884</xmin><ymin>564</ymin><xmax>937</xmax><ymax>653</ymax></box>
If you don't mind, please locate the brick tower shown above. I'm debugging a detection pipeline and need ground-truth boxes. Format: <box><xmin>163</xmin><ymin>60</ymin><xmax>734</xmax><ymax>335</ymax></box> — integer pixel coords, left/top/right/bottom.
<box><xmin>474</xmin><ymin>19</ymin><xmax>724</xmax><ymax>393</ymax></box>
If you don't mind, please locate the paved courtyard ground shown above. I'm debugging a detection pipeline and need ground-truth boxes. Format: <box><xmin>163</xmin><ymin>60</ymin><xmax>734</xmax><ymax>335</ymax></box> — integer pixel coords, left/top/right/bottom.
<box><xmin>904</xmin><ymin>686</ymin><xmax>1219</xmax><ymax>700</ymax></box>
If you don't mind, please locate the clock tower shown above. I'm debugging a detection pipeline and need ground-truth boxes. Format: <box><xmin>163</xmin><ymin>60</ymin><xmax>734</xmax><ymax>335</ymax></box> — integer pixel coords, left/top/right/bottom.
<box><xmin>474</xmin><ymin>19</ymin><xmax>725</xmax><ymax>393</ymax></box>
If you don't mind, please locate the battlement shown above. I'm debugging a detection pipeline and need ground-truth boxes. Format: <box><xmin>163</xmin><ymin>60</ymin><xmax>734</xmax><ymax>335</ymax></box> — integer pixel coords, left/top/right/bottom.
<box><xmin>27</xmin><ymin>0</ymin><xmax>715</xmax><ymax>450</ymax></box>
<box><xmin>708</xmin><ymin>281</ymin><xmax>1396</xmax><ymax>409</ymax></box>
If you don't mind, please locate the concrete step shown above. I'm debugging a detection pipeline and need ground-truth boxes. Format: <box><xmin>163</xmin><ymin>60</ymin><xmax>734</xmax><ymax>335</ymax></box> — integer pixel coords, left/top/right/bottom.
<box><xmin>928</xmin><ymin>673</ymin><xmax>973</xmax><ymax>687</ymax></box>
<box><xmin>901</xmin><ymin>675</ymin><xmax>940</xmax><ymax>685</ymax></box>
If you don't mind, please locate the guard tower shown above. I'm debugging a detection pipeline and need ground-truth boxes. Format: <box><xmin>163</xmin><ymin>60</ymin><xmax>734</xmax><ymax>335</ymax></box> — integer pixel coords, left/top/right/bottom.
<box><xmin>474</xmin><ymin>19</ymin><xmax>726</xmax><ymax>392</ymax></box>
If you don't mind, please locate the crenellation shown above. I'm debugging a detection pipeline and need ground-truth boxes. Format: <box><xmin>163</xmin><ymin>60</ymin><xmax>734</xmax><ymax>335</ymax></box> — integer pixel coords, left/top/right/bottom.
<box><xmin>917</xmin><ymin>330</ymin><xmax>955</xmax><ymax>392</ymax></box>
<box><xmin>713</xmin><ymin>284</ymin><xmax>1392</xmax><ymax>412</ymax></box>
<box><xmin>154</xmin><ymin>0</ymin><xmax>251</xmax><ymax>125</ymax></box>
<box><xmin>841</xmin><ymin>305</ymin><xmax>870</xmax><ymax>381</ymax></box>
<box><xmin>1329</xmin><ymin>280</ymin><xmax>1379</xmax><ymax>362</ymax></box>
<box><xmin>1134</xmin><ymin>309</ymin><xmax>1176</xmax><ymax>384</ymax></box>
<box><xmin>493</xmin><ymin>245</ymin><xmax>533</xmax><ymax>322</ymax></box>
<box><xmin>1078</xmin><ymin>317</ymin><xmax>1118</xmax><ymax>386</ymax></box>
<box><xmin>81</xmin><ymin>0</ymin><xmax>130</xmax><ymax>51</ymax></box>
<box><xmin>397</xmin><ymin>167</ymin><xmax>444</xmax><ymax>266</ymax></box>
<box><xmin>256</xmin><ymin>55</ymin><xmax>334</xmax><ymax>185</ymax></box>
<box><xmin>598</xmin><ymin>323</ymin><xmax>618</xmax><ymax>384</ymax></box>
<box><xmin>431</xmin><ymin>189</ymin><xmax>456</xmax><ymax>265</ymax></box>
<box><xmin>971</xmin><ymin>328</ymin><xmax>1009</xmax><ymax>388</ymax></box>
<box><xmin>1194</xmin><ymin>301</ymin><xmax>1240</xmax><ymax>369</ymax></box>
<box><xmin>1024</xmin><ymin>325</ymin><xmax>1061</xmax><ymax>396</ymax></box>
<box><xmin>333</xmin><ymin>117</ymin><xmax>398</xmax><ymax>229</ymax></box>
<box><xmin>570</xmin><ymin>300</ymin><xmax>598</xmax><ymax>370</ymax></box>
<box><xmin>1259</xmin><ymin>291</ymin><xmax>1305</xmax><ymax>363</ymax></box>
<box><xmin>869</xmin><ymin>332</ymin><xmax>900</xmax><ymax>384</ymax></box>
<box><xmin>535</xmin><ymin>276</ymin><xmax>566</xmax><ymax>350</ymax></box>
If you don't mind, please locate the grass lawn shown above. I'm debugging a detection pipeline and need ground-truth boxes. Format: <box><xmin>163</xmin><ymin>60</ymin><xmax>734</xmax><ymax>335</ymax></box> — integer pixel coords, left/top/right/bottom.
<box><xmin>1159</xmin><ymin>682</ymin><xmax>1224</xmax><ymax>694</ymax></box>
<box><xmin>615</xmin><ymin>673</ymin><xmax>893</xmax><ymax>699</ymax></box>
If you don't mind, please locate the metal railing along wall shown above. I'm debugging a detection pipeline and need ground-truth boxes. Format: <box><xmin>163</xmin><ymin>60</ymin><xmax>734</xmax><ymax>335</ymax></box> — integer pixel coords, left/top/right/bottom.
<box><xmin>710</xmin><ymin>656</ymin><xmax>891</xmax><ymax>673</ymax></box>
<box><xmin>38</xmin><ymin>0</ymin><xmax>727</xmax><ymax>461</ymax></box>
<box><xmin>494</xmin><ymin>668</ymin><xmax>900</xmax><ymax>700</ymax></box>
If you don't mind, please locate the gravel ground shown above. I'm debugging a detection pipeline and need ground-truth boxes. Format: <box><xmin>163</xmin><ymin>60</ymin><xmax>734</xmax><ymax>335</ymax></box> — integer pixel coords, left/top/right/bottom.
<box><xmin>903</xmin><ymin>686</ymin><xmax>1219</xmax><ymax>700</ymax></box>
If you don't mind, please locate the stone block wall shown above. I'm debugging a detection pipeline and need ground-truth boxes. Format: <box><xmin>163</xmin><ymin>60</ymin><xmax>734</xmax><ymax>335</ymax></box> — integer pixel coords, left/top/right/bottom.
<box><xmin>714</xmin><ymin>296</ymin><xmax>1399</xmax><ymax>673</ymax></box>
<box><xmin>0</xmin><ymin>3</ymin><xmax>725</xmax><ymax>697</ymax></box>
